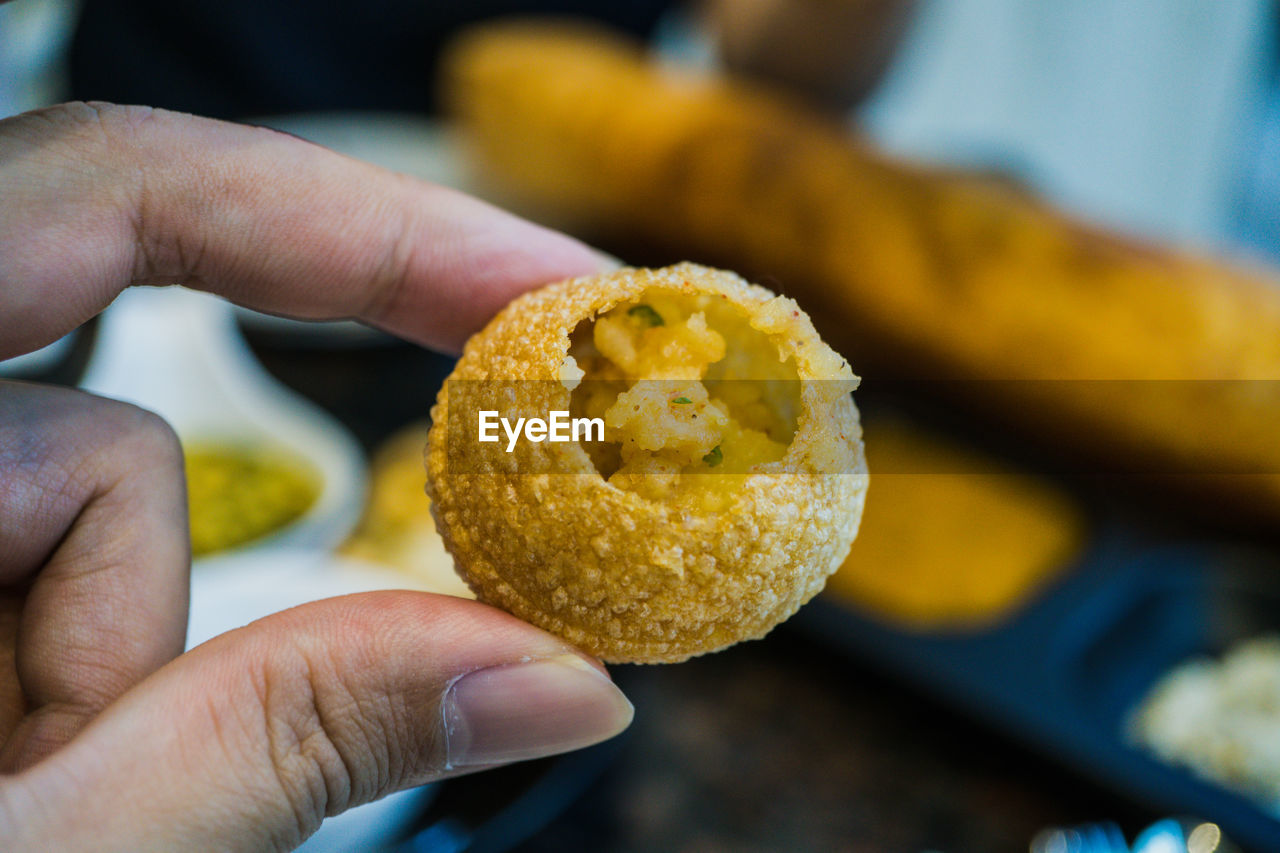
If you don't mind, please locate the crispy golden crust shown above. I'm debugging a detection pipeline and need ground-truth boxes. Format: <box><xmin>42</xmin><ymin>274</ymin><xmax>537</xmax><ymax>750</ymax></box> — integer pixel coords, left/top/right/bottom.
<box><xmin>425</xmin><ymin>264</ymin><xmax>866</xmax><ymax>663</ymax></box>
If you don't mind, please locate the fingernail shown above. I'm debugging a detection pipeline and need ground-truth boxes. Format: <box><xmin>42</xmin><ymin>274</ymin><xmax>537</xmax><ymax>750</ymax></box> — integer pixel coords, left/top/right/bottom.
<box><xmin>442</xmin><ymin>654</ymin><xmax>634</xmax><ymax>768</ymax></box>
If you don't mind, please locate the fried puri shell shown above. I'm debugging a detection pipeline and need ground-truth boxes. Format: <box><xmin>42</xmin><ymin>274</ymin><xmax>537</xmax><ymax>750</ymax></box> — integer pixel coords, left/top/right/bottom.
<box><xmin>425</xmin><ymin>264</ymin><xmax>866</xmax><ymax>663</ymax></box>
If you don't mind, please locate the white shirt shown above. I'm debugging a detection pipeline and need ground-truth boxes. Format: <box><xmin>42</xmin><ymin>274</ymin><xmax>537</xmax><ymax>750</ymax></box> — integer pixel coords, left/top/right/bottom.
<box><xmin>862</xmin><ymin>0</ymin><xmax>1276</xmax><ymax>250</ymax></box>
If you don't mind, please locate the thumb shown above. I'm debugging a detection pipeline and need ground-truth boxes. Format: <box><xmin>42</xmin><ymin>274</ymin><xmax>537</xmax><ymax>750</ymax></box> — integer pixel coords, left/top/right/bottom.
<box><xmin>0</xmin><ymin>592</ymin><xmax>633</xmax><ymax>852</ymax></box>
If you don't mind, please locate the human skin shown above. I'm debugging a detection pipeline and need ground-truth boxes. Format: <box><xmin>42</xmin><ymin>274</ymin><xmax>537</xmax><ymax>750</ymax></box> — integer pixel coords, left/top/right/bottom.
<box><xmin>707</xmin><ymin>0</ymin><xmax>918</xmax><ymax>110</ymax></box>
<box><xmin>0</xmin><ymin>101</ymin><xmax>632</xmax><ymax>851</ymax></box>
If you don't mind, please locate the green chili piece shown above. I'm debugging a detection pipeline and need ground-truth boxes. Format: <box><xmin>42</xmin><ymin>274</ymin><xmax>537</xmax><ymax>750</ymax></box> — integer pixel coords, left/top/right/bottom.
<box><xmin>627</xmin><ymin>304</ymin><xmax>664</xmax><ymax>327</ymax></box>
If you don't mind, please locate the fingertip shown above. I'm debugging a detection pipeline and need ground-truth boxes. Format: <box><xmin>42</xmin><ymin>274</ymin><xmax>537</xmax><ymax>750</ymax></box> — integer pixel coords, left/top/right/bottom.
<box><xmin>442</xmin><ymin>652</ymin><xmax>633</xmax><ymax>769</ymax></box>
<box><xmin>588</xmin><ymin>248</ymin><xmax>626</xmax><ymax>271</ymax></box>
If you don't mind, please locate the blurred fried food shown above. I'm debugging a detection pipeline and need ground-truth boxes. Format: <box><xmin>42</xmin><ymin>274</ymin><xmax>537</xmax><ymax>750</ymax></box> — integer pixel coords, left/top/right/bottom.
<box><xmin>340</xmin><ymin>423</ymin><xmax>472</xmax><ymax>598</ymax></box>
<box><xmin>443</xmin><ymin>22</ymin><xmax>1280</xmax><ymax>523</ymax></box>
<box><xmin>1130</xmin><ymin>635</ymin><xmax>1280</xmax><ymax>810</ymax></box>
<box><xmin>825</xmin><ymin>419</ymin><xmax>1085</xmax><ymax>630</ymax></box>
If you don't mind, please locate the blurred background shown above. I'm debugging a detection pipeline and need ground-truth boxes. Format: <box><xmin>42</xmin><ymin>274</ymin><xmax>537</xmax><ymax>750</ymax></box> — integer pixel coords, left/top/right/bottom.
<box><xmin>5</xmin><ymin>1</ymin><xmax>1277</xmax><ymax>248</ymax></box>
<box><xmin>4</xmin><ymin>1</ymin><xmax>1280</xmax><ymax>851</ymax></box>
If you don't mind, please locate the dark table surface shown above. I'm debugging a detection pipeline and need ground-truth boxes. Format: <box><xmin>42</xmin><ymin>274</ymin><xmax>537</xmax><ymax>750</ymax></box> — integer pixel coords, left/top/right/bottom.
<box><xmin>522</xmin><ymin>633</ymin><xmax>1158</xmax><ymax>853</ymax></box>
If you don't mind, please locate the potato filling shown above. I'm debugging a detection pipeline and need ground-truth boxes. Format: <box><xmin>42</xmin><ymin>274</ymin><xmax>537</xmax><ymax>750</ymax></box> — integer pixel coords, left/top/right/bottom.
<box><xmin>567</xmin><ymin>290</ymin><xmax>798</xmax><ymax>504</ymax></box>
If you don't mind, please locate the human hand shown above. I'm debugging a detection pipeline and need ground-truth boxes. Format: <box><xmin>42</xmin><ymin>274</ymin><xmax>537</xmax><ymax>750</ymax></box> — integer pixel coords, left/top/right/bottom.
<box><xmin>707</xmin><ymin>0</ymin><xmax>917</xmax><ymax>110</ymax></box>
<box><xmin>0</xmin><ymin>102</ymin><xmax>631</xmax><ymax>851</ymax></box>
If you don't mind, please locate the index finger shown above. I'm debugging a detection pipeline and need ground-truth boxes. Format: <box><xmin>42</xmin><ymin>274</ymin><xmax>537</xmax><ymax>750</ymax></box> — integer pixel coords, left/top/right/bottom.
<box><xmin>0</xmin><ymin>102</ymin><xmax>608</xmax><ymax>358</ymax></box>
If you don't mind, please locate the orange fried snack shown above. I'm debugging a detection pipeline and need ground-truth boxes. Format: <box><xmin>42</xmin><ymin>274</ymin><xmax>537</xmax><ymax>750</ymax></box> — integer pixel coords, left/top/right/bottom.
<box><xmin>426</xmin><ymin>264</ymin><xmax>867</xmax><ymax>663</ymax></box>
<box><xmin>339</xmin><ymin>423</ymin><xmax>473</xmax><ymax>599</ymax></box>
<box><xmin>825</xmin><ymin>419</ymin><xmax>1085</xmax><ymax>631</ymax></box>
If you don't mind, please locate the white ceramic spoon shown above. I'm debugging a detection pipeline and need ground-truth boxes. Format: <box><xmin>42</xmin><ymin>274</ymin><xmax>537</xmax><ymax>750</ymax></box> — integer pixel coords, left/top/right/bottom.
<box><xmin>80</xmin><ymin>286</ymin><xmax>368</xmax><ymax>561</ymax></box>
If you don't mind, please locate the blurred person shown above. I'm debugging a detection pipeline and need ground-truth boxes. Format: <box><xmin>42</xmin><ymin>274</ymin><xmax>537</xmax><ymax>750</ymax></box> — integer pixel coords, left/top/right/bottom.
<box><xmin>860</xmin><ymin>0</ymin><xmax>1278</xmax><ymax>250</ymax></box>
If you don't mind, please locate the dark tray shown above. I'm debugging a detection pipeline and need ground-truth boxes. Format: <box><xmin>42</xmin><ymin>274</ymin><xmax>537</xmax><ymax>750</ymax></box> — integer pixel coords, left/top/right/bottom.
<box><xmin>792</xmin><ymin>530</ymin><xmax>1280</xmax><ymax>852</ymax></box>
